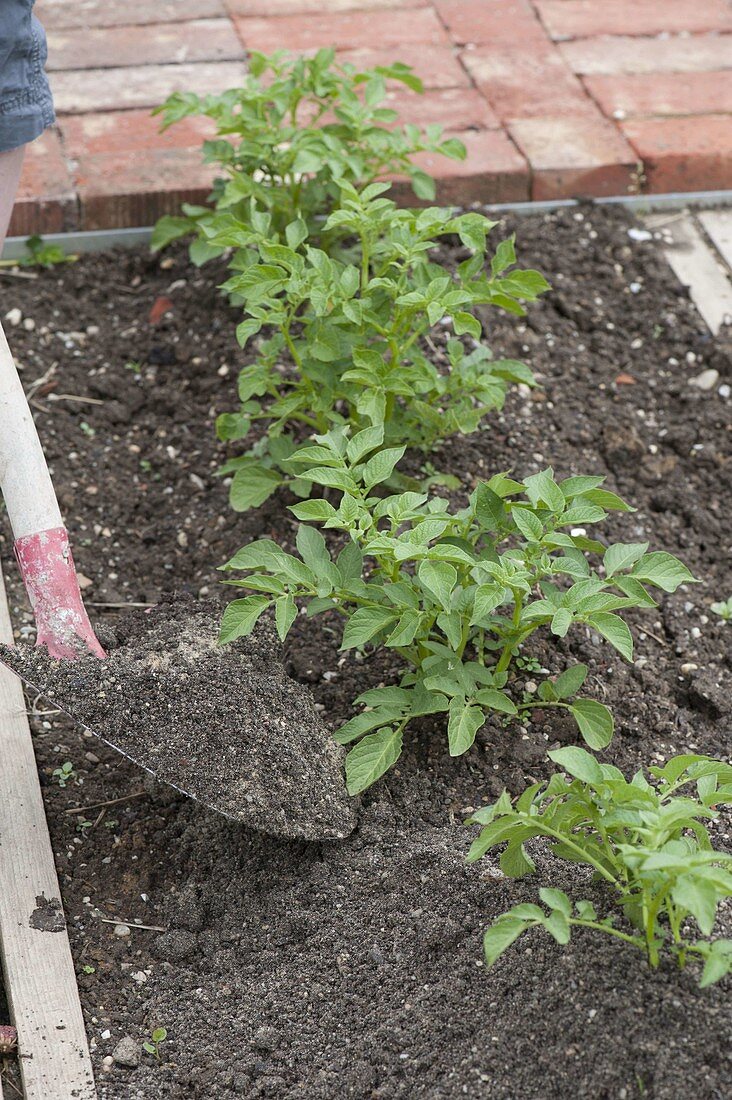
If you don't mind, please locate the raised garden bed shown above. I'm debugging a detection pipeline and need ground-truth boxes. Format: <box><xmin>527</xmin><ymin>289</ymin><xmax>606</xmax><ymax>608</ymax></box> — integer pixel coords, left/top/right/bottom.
<box><xmin>0</xmin><ymin>204</ymin><xmax>730</xmax><ymax>1099</ymax></box>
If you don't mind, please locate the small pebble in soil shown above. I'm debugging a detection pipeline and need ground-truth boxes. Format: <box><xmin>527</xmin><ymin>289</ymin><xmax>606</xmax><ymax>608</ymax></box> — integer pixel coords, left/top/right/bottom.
<box><xmin>689</xmin><ymin>369</ymin><xmax>719</xmax><ymax>391</ymax></box>
<box><xmin>113</xmin><ymin>1036</ymin><xmax>141</xmax><ymax>1068</ymax></box>
<box><xmin>253</xmin><ymin>1027</ymin><xmax>279</xmax><ymax>1051</ymax></box>
<box><xmin>627</xmin><ymin>227</ymin><xmax>652</xmax><ymax>242</ymax></box>
<box><xmin>114</xmin><ymin>923</ymin><xmax>131</xmax><ymax>938</ymax></box>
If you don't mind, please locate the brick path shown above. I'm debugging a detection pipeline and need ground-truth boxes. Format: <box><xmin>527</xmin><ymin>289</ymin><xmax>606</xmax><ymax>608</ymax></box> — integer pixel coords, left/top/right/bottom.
<box><xmin>11</xmin><ymin>0</ymin><xmax>732</xmax><ymax>236</ymax></box>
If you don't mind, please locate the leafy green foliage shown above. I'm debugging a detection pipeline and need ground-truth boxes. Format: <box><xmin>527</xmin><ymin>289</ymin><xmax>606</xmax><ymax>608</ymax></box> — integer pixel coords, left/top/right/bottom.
<box><xmin>469</xmin><ymin>750</ymin><xmax>732</xmax><ymax>985</ymax></box>
<box><xmin>214</xmin><ymin>183</ymin><xmax>547</xmax><ymax>509</ymax></box>
<box><xmin>15</xmin><ymin>235</ymin><xmax>75</xmax><ymax>268</ymax></box>
<box><xmin>220</xmin><ymin>427</ymin><xmax>694</xmax><ymax>791</ymax></box>
<box><xmin>52</xmin><ymin>761</ymin><xmax>77</xmax><ymax>788</ymax></box>
<box><xmin>151</xmin><ymin>51</ymin><xmax>547</xmax><ymax>516</ymax></box>
<box><xmin>710</xmin><ymin>596</ymin><xmax>732</xmax><ymax>622</ymax></box>
<box><xmin>151</xmin><ymin>48</ymin><xmax>465</xmax><ymax>263</ymax></box>
<box><xmin>143</xmin><ymin>1027</ymin><xmax>168</xmax><ymax>1061</ymax></box>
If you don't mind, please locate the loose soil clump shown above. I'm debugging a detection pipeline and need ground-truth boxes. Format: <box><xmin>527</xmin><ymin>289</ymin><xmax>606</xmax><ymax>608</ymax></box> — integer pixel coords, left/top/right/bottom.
<box><xmin>0</xmin><ymin>205</ymin><xmax>730</xmax><ymax>1099</ymax></box>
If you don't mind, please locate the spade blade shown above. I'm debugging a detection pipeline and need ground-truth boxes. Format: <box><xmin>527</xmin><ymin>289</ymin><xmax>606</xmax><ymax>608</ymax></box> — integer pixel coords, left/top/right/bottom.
<box><xmin>0</xmin><ymin>598</ymin><xmax>356</xmax><ymax>842</ymax></box>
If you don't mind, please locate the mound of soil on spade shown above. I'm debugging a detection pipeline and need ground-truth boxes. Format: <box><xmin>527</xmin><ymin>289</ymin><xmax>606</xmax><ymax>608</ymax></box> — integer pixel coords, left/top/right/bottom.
<box><xmin>0</xmin><ymin>596</ymin><xmax>355</xmax><ymax>842</ymax></box>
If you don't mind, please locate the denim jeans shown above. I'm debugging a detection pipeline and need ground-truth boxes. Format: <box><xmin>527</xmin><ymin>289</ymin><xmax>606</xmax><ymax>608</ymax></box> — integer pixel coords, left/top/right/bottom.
<box><xmin>0</xmin><ymin>1</ymin><xmax>54</xmax><ymax>153</ymax></box>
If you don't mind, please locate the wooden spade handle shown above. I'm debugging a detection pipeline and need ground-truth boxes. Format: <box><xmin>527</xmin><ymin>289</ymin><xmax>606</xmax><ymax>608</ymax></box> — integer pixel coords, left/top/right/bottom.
<box><xmin>0</xmin><ymin>322</ymin><xmax>104</xmax><ymax>658</ymax></box>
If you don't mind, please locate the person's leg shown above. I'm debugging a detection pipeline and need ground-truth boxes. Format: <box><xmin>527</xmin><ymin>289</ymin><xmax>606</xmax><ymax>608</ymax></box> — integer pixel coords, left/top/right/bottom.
<box><xmin>0</xmin><ymin>145</ymin><xmax>25</xmax><ymax>253</ymax></box>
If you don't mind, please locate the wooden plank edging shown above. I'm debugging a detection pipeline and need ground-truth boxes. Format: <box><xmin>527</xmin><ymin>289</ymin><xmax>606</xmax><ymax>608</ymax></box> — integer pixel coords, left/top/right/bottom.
<box><xmin>0</xmin><ymin>562</ymin><xmax>96</xmax><ymax>1099</ymax></box>
<box><xmin>646</xmin><ymin>212</ymin><xmax>732</xmax><ymax>335</ymax></box>
<box><xmin>698</xmin><ymin>210</ymin><xmax>732</xmax><ymax>273</ymax></box>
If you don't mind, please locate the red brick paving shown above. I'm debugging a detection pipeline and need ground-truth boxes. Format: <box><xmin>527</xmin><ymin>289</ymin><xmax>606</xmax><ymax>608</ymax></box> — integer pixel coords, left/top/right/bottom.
<box><xmin>38</xmin><ymin>1</ymin><xmax>228</xmax><ymax>29</ymax></box>
<box><xmin>336</xmin><ymin>44</ymin><xmax>471</xmax><ymax>87</ymax></box>
<box><xmin>9</xmin><ymin>130</ymin><xmax>76</xmax><ymax>237</ymax></box>
<box><xmin>384</xmin><ymin>87</ymin><xmax>501</xmax><ymax>130</ymax></box>
<box><xmin>586</xmin><ymin>72</ymin><xmax>732</xmax><ymax>120</ymax></box>
<box><xmin>231</xmin><ymin>8</ymin><xmax>450</xmax><ymax>52</ymax></box>
<box><xmin>621</xmin><ymin>115</ymin><xmax>732</xmax><ymax>193</ymax></box>
<box><xmin>50</xmin><ymin>61</ymin><xmax>248</xmax><ymax>114</ymax></box>
<box><xmin>434</xmin><ymin>0</ymin><xmax>548</xmax><ymax>46</ymax></box>
<box><xmin>60</xmin><ymin>111</ymin><xmax>216</xmax><ymax>158</ymax></box>
<box><xmin>404</xmin><ymin>128</ymin><xmax>531</xmax><ymax>205</ymax></box>
<box><xmin>226</xmin><ymin>0</ymin><xmax>429</xmax><ymax>11</ymax></box>
<box><xmin>463</xmin><ymin>45</ymin><xmax>596</xmax><ymax>121</ymax></box>
<box><xmin>63</xmin><ymin>110</ymin><xmax>218</xmax><ymax>226</ymax></box>
<box><xmin>9</xmin><ymin>1</ymin><xmax>732</xmax><ymax>234</ymax></box>
<box><xmin>508</xmin><ymin>115</ymin><xmax>639</xmax><ymax>200</ymax></box>
<box><xmin>560</xmin><ymin>34</ymin><xmax>732</xmax><ymax>76</ymax></box>
<box><xmin>535</xmin><ymin>0</ymin><xmax>732</xmax><ymax>40</ymax></box>
<box><xmin>47</xmin><ymin>19</ymin><xmax>243</xmax><ymax>71</ymax></box>
<box><xmin>75</xmin><ymin>149</ymin><xmax>216</xmax><ymax>230</ymax></box>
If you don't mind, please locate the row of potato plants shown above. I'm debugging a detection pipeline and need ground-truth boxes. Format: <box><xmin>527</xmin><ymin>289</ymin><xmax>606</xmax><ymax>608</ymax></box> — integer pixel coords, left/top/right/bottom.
<box><xmin>154</xmin><ymin>50</ymin><xmax>732</xmax><ymax>984</ymax></box>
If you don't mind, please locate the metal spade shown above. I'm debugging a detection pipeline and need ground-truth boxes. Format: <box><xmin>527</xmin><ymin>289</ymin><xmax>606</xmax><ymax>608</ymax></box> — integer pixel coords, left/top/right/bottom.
<box><xmin>0</xmin><ymin>322</ymin><xmax>354</xmax><ymax>842</ymax></box>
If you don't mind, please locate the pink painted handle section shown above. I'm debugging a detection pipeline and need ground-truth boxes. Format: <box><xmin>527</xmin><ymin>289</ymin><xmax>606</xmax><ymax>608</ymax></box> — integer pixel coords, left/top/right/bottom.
<box><xmin>13</xmin><ymin>527</ymin><xmax>106</xmax><ymax>660</ymax></box>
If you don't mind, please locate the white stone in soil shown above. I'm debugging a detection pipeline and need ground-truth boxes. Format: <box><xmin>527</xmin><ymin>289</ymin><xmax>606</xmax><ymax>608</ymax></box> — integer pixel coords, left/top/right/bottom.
<box><xmin>689</xmin><ymin>368</ymin><xmax>719</xmax><ymax>390</ymax></box>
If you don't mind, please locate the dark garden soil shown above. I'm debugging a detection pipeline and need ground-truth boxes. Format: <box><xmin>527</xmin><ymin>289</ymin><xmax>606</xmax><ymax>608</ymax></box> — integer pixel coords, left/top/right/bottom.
<box><xmin>0</xmin><ymin>205</ymin><xmax>730</xmax><ymax>1100</ymax></box>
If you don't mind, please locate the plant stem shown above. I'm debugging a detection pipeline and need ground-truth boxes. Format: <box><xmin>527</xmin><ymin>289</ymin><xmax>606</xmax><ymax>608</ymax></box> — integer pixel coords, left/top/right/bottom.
<box><xmin>570</xmin><ymin>918</ymin><xmax>645</xmax><ymax>952</ymax></box>
<box><xmin>456</xmin><ymin>617</ymin><xmax>471</xmax><ymax>659</ymax></box>
<box><xmin>496</xmin><ymin>595</ymin><xmax>528</xmax><ymax>674</ymax></box>
<box><xmin>514</xmin><ymin>813</ymin><xmax>620</xmax><ymax>886</ymax></box>
<box><xmin>360</xmin><ymin>232</ymin><xmax>371</xmax><ymax>293</ymax></box>
<box><xmin>282</xmin><ymin>321</ymin><xmax>303</xmax><ymax>370</ymax></box>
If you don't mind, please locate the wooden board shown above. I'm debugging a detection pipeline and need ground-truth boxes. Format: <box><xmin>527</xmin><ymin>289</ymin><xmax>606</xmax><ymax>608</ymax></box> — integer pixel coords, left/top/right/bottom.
<box><xmin>0</xmin><ymin>562</ymin><xmax>96</xmax><ymax>1099</ymax></box>
<box><xmin>698</xmin><ymin>209</ymin><xmax>732</xmax><ymax>272</ymax></box>
<box><xmin>645</xmin><ymin>212</ymin><xmax>732</xmax><ymax>335</ymax></box>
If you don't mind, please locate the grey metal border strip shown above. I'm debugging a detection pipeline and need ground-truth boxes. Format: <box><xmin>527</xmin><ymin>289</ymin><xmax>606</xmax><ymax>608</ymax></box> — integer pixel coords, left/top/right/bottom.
<box><xmin>2</xmin><ymin>226</ymin><xmax>153</xmax><ymax>261</ymax></box>
<box><xmin>484</xmin><ymin>189</ymin><xmax>732</xmax><ymax>216</ymax></box>
<box><xmin>3</xmin><ymin>191</ymin><xmax>732</xmax><ymax>259</ymax></box>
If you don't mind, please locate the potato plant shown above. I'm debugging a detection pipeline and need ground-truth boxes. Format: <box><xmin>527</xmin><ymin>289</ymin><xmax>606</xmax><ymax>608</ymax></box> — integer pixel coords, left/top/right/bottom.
<box><xmin>468</xmin><ymin>749</ymin><xmax>732</xmax><ymax>986</ymax></box>
<box><xmin>151</xmin><ymin>49</ymin><xmax>465</xmax><ymax>265</ymax></box>
<box><xmin>212</xmin><ymin>183</ymin><xmax>548</xmax><ymax>511</ymax></box>
<box><xmin>219</xmin><ymin>426</ymin><xmax>694</xmax><ymax>794</ymax></box>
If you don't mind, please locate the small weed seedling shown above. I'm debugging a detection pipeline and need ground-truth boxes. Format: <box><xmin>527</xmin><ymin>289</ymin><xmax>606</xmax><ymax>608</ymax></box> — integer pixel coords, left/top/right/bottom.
<box><xmin>220</xmin><ymin>427</ymin><xmax>694</xmax><ymax>793</ymax></box>
<box><xmin>52</xmin><ymin>761</ymin><xmax>77</xmax><ymax>788</ymax></box>
<box><xmin>215</xmin><ymin>185</ymin><xmax>547</xmax><ymax>510</ymax></box>
<box><xmin>468</xmin><ymin>749</ymin><xmax>732</xmax><ymax>986</ymax></box>
<box><xmin>710</xmin><ymin>597</ymin><xmax>732</xmax><ymax>622</ymax></box>
<box><xmin>152</xmin><ymin>49</ymin><xmax>464</xmax><ymax>264</ymax></box>
<box><xmin>10</xmin><ymin>234</ymin><xmax>76</xmax><ymax>269</ymax></box>
<box><xmin>143</xmin><ymin>1027</ymin><xmax>167</xmax><ymax>1061</ymax></box>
